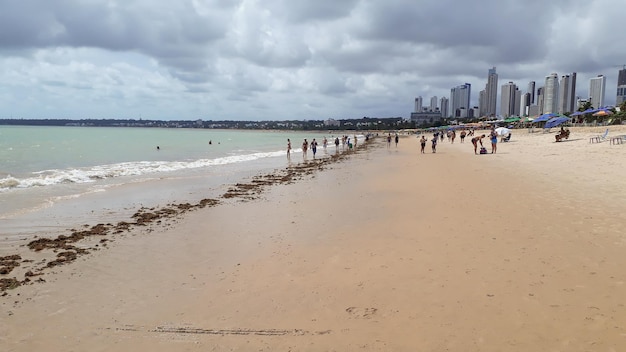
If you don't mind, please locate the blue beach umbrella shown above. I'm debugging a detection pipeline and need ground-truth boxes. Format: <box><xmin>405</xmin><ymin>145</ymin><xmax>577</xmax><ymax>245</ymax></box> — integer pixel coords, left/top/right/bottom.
<box><xmin>544</xmin><ymin>116</ymin><xmax>571</xmax><ymax>129</ymax></box>
<box><xmin>533</xmin><ymin>113</ymin><xmax>558</xmax><ymax>123</ymax></box>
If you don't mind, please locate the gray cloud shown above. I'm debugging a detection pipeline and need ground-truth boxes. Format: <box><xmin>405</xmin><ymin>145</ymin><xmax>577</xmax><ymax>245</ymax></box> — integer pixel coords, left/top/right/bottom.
<box><xmin>0</xmin><ymin>0</ymin><xmax>624</xmax><ymax>120</ymax></box>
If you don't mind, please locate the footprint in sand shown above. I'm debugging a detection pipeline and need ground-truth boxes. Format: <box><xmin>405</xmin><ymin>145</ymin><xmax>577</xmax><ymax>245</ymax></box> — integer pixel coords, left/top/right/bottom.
<box><xmin>346</xmin><ymin>307</ymin><xmax>378</xmax><ymax>319</ymax></box>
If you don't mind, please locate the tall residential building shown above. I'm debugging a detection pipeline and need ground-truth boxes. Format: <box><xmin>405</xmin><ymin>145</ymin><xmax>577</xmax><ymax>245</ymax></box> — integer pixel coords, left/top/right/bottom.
<box><xmin>617</xmin><ymin>67</ymin><xmax>626</xmax><ymax>105</ymax></box>
<box><xmin>429</xmin><ymin>96</ymin><xmax>438</xmax><ymax>111</ymax></box>
<box><xmin>450</xmin><ymin>83</ymin><xmax>471</xmax><ymax>118</ymax></box>
<box><xmin>478</xmin><ymin>89</ymin><xmax>487</xmax><ymax>116</ymax></box>
<box><xmin>527</xmin><ymin>81</ymin><xmax>536</xmax><ymax>105</ymax></box>
<box><xmin>521</xmin><ymin>92</ymin><xmax>531</xmax><ymax>116</ymax></box>
<box><xmin>558</xmin><ymin>73</ymin><xmax>577</xmax><ymax>114</ymax></box>
<box><xmin>485</xmin><ymin>67</ymin><xmax>498</xmax><ymax>117</ymax></box>
<box><xmin>589</xmin><ymin>75</ymin><xmax>606</xmax><ymax>109</ymax></box>
<box><xmin>414</xmin><ymin>96</ymin><xmax>423</xmax><ymax>112</ymax></box>
<box><xmin>543</xmin><ymin>73</ymin><xmax>559</xmax><ymax>114</ymax></box>
<box><xmin>500</xmin><ymin>82</ymin><xmax>519</xmax><ymax>118</ymax></box>
<box><xmin>567</xmin><ymin>72</ymin><xmax>577</xmax><ymax>113</ymax></box>
<box><xmin>440</xmin><ymin>97</ymin><xmax>449</xmax><ymax>118</ymax></box>
<box><xmin>537</xmin><ymin>87</ymin><xmax>545</xmax><ymax>115</ymax></box>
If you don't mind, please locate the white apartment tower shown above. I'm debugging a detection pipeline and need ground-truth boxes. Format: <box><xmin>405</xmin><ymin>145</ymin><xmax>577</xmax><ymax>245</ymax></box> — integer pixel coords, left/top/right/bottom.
<box><xmin>589</xmin><ymin>75</ymin><xmax>606</xmax><ymax>109</ymax></box>
<box><xmin>543</xmin><ymin>73</ymin><xmax>559</xmax><ymax>114</ymax></box>
<box><xmin>429</xmin><ymin>96</ymin><xmax>438</xmax><ymax>111</ymax></box>
<box><xmin>414</xmin><ymin>96</ymin><xmax>423</xmax><ymax>113</ymax></box>
<box><xmin>440</xmin><ymin>97</ymin><xmax>449</xmax><ymax>118</ymax></box>
<box><xmin>450</xmin><ymin>83</ymin><xmax>471</xmax><ymax>118</ymax></box>
<box><xmin>500</xmin><ymin>82</ymin><xmax>519</xmax><ymax>118</ymax></box>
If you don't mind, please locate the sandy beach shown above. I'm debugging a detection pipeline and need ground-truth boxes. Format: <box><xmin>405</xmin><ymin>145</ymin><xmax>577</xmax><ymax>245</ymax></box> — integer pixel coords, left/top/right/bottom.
<box><xmin>2</xmin><ymin>125</ymin><xmax>626</xmax><ymax>351</ymax></box>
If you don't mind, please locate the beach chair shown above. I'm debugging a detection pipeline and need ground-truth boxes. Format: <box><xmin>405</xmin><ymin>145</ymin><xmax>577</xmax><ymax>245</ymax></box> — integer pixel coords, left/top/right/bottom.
<box><xmin>589</xmin><ymin>128</ymin><xmax>608</xmax><ymax>143</ymax></box>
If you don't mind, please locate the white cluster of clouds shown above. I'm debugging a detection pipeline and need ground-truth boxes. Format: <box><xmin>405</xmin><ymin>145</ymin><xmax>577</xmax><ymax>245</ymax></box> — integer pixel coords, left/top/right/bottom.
<box><xmin>0</xmin><ymin>0</ymin><xmax>624</xmax><ymax>120</ymax></box>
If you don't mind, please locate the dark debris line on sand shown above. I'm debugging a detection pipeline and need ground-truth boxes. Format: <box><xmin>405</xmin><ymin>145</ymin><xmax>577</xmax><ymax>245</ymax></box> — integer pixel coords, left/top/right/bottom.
<box><xmin>0</xmin><ymin>138</ymin><xmax>377</xmax><ymax>294</ymax></box>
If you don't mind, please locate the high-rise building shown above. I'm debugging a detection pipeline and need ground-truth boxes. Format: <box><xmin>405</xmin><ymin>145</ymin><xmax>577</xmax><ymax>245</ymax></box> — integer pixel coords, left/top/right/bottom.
<box><xmin>450</xmin><ymin>83</ymin><xmax>471</xmax><ymax>118</ymax></box>
<box><xmin>543</xmin><ymin>73</ymin><xmax>559</xmax><ymax>114</ymax></box>
<box><xmin>589</xmin><ymin>75</ymin><xmax>606</xmax><ymax>109</ymax></box>
<box><xmin>527</xmin><ymin>81</ymin><xmax>536</xmax><ymax>105</ymax></box>
<box><xmin>429</xmin><ymin>96</ymin><xmax>438</xmax><ymax>112</ymax></box>
<box><xmin>478</xmin><ymin>89</ymin><xmax>487</xmax><ymax>117</ymax></box>
<box><xmin>500</xmin><ymin>82</ymin><xmax>519</xmax><ymax>118</ymax></box>
<box><xmin>616</xmin><ymin>67</ymin><xmax>626</xmax><ymax>105</ymax></box>
<box><xmin>521</xmin><ymin>92</ymin><xmax>531</xmax><ymax>116</ymax></box>
<box><xmin>567</xmin><ymin>72</ymin><xmax>577</xmax><ymax>113</ymax></box>
<box><xmin>414</xmin><ymin>96</ymin><xmax>423</xmax><ymax>113</ymax></box>
<box><xmin>440</xmin><ymin>97</ymin><xmax>449</xmax><ymax>118</ymax></box>
<box><xmin>537</xmin><ymin>87</ymin><xmax>545</xmax><ymax>115</ymax></box>
<box><xmin>485</xmin><ymin>67</ymin><xmax>498</xmax><ymax>117</ymax></box>
<box><xmin>558</xmin><ymin>74</ymin><xmax>575</xmax><ymax>114</ymax></box>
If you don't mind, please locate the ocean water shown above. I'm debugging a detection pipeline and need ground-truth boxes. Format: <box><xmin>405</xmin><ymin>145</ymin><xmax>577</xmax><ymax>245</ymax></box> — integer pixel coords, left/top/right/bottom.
<box><xmin>0</xmin><ymin>125</ymin><xmax>344</xmax><ymax>241</ymax></box>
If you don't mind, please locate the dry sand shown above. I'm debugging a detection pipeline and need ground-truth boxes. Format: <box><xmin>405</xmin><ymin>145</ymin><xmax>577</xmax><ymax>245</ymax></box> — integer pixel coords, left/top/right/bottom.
<box><xmin>2</xmin><ymin>125</ymin><xmax>626</xmax><ymax>351</ymax></box>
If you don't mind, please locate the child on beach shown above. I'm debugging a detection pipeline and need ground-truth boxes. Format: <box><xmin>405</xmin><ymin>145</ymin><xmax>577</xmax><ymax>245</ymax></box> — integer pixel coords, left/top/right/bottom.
<box><xmin>420</xmin><ymin>135</ymin><xmax>427</xmax><ymax>153</ymax></box>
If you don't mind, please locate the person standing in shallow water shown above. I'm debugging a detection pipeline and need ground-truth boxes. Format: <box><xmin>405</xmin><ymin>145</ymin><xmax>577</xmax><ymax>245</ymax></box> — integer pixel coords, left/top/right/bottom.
<box><xmin>311</xmin><ymin>138</ymin><xmax>318</xmax><ymax>158</ymax></box>
<box><xmin>287</xmin><ymin>138</ymin><xmax>291</xmax><ymax>159</ymax></box>
<box><xmin>302</xmin><ymin>139</ymin><xmax>308</xmax><ymax>157</ymax></box>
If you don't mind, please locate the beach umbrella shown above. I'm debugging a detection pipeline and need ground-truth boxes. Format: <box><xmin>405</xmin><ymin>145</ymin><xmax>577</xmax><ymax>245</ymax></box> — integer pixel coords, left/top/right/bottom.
<box><xmin>544</xmin><ymin>116</ymin><xmax>571</xmax><ymax>129</ymax></box>
<box><xmin>533</xmin><ymin>113</ymin><xmax>558</xmax><ymax>123</ymax></box>
<box><xmin>494</xmin><ymin>127</ymin><xmax>511</xmax><ymax>136</ymax></box>
<box><xmin>592</xmin><ymin>109</ymin><xmax>613</xmax><ymax>117</ymax></box>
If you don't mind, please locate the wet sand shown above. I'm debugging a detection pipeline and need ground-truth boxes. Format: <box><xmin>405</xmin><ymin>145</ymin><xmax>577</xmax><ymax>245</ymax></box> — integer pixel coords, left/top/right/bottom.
<box><xmin>2</xmin><ymin>127</ymin><xmax>626</xmax><ymax>351</ymax></box>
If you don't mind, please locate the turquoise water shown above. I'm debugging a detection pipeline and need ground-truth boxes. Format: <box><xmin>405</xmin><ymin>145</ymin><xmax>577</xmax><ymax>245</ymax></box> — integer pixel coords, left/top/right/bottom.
<box><xmin>0</xmin><ymin>126</ymin><xmax>344</xmax><ymax>240</ymax></box>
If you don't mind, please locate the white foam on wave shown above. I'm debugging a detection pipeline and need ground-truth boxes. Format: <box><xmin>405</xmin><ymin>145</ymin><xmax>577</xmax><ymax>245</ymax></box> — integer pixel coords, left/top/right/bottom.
<box><xmin>0</xmin><ymin>149</ymin><xmax>285</xmax><ymax>191</ymax></box>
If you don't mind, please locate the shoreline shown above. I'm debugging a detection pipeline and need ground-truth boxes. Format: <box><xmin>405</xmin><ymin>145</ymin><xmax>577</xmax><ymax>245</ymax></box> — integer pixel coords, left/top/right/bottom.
<box><xmin>2</xmin><ymin>128</ymin><xmax>626</xmax><ymax>350</ymax></box>
<box><xmin>0</xmin><ymin>139</ymin><xmax>371</xmax><ymax>292</ymax></box>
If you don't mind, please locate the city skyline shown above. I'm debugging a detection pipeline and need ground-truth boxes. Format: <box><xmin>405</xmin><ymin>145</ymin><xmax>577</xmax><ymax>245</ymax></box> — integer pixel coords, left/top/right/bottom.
<box><xmin>414</xmin><ymin>66</ymin><xmax>622</xmax><ymax>118</ymax></box>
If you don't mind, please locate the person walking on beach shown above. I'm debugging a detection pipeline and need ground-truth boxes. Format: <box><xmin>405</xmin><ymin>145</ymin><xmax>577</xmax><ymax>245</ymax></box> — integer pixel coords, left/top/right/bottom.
<box><xmin>311</xmin><ymin>138</ymin><xmax>318</xmax><ymax>158</ymax></box>
<box><xmin>395</xmin><ymin>133</ymin><xmax>399</xmax><ymax>147</ymax></box>
<box><xmin>334</xmin><ymin>136</ymin><xmax>340</xmax><ymax>151</ymax></box>
<box><xmin>460</xmin><ymin>130</ymin><xmax>466</xmax><ymax>143</ymax></box>
<box><xmin>287</xmin><ymin>138</ymin><xmax>291</xmax><ymax>159</ymax></box>
<box><xmin>489</xmin><ymin>128</ymin><xmax>498</xmax><ymax>154</ymax></box>
<box><xmin>471</xmin><ymin>134</ymin><xmax>486</xmax><ymax>154</ymax></box>
<box><xmin>451</xmin><ymin>130</ymin><xmax>456</xmax><ymax>144</ymax></box>
<box><xmin>302</xmin><ymin>139</ymin><xmax>308</xmax><ymax>157</ymax></box>
<box><xmin>431</xmin><ymin>134</ymin><xmax>438</xmax><ymax>153</ymax></box>
<box><xmin>420</xmin><ymin>135</ymin><xmax>427</xmax><ymax>153</ymax></box>
<box><xmin>387</xmin><ymin>134</ymin><xmax>392</xmax><ymax>148</ymax></box>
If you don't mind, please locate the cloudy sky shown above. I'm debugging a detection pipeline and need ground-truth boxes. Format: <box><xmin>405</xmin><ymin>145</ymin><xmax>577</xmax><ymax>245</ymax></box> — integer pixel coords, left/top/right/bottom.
<box><xmin>0</xmin><ymin>0</ymin><xmax>624</xmax><ymax>121</ymax></box>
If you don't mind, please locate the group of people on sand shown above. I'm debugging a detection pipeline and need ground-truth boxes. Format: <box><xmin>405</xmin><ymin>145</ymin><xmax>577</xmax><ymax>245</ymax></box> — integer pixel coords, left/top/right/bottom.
<box><xmin>287</xmin><ymin>135</ymin><xmax>360</xmax><ymax>159</ymax></box>
<box><xmin>470</xmin><ymin>127</ymin><xmax>499</xmax><ymax>154</ymax></box>
<box><xmin>416</xmin><ymin>127</ymin><xmax>503</xmax><ymax>155</ymax></box>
